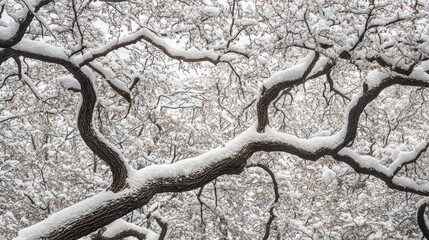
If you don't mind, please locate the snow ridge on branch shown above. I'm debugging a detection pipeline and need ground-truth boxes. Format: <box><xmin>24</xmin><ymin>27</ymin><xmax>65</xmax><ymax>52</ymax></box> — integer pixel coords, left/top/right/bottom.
<box><xmin>14</xmin><ymin>52</ymin><xmax>429</xmax><ymax>238</ymax></box>
<box><xmin>2</xmin><ymin>1</ymin><xmax>429</xmax><ymax>238</ymax></box>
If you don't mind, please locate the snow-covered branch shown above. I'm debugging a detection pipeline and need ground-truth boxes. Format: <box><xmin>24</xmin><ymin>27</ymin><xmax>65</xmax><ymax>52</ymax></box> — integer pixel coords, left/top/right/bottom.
<box><xmin>335</xmin><ymin>142</ymin><xmax>429</xmax><ymax>195</ymax></box>
<box><xmin>417</xmin><ymin>202</ymin><xmax>429</xmax><ymax>239</ymax></box>
<box><xmin>77</xmin><ymin>28</ymin><xmax>223</xmax><ymax>66</ymax></box>
<box><xmin>256</xmin><ymin>52</ymin><xmax>322</xmax><ymax>132</ymax></box>
<box><xmin>246</xmin><ymin>164</ymin><xmax>279</xmax><ymax>240</ymax></box>
<box><xmin>3</xmin><ymin>1</ymin><xmax>429</xmax><ymax>239</ymax></box>
<box><xmin>91</xmin><ymin>219</ymin><xmax>163</xmax><ymax>240</ymax></box>
<box><xmin>0</xmin><ymin>0</ymin><xmax>53</xmax><ymax>48</ymax></box>
<box><xmin>3</xmin><ymin>46</ymin><xmax>132</xmax><ymax>192</ymax></box>
<box><xmin>10</xmin><ymin>44</ymin><xmax>429</xmax><ymax>238</ymax></box>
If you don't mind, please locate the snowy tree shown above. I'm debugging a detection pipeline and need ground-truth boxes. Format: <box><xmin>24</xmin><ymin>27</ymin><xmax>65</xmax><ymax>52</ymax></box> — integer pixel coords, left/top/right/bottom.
<box><xmin>1</xmin><ymin>0</ymin><xmax>429</xmax><ymax>239</ymax></box>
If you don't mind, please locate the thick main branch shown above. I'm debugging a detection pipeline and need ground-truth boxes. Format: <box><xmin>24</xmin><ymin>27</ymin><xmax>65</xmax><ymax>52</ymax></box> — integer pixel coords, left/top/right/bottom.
<box><xmin>9</xmin><ymin>47</ymin><xmax>429</xmax><ymax>239</ymax></box>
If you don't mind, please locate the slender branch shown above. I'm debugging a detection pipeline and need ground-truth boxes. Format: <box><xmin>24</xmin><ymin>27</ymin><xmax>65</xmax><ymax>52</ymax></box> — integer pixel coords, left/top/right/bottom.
<box><xmin>154</xmin><ymin>217</ymin><xmax>168</xmax><ymax>240</ymax></box>
<box><xmin>197</xmin><ymin>186</ymin><xmax>206</xmax><ymax>227</ymax></box>
<box><xmin>247</xmin><ymin>164</ymin><xmax>279</xmax><ymax>240</ymax></box>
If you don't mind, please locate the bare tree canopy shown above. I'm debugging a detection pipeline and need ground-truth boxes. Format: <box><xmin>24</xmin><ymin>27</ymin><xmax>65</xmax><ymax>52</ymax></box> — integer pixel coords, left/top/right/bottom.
<box><xmin>1</xmin><ymin>0</ymin><xmax>429</xmax><ymax>239</ymax></box>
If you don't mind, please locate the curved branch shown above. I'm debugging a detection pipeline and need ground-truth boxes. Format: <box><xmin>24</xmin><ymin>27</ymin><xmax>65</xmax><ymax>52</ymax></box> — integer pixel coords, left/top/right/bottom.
<box><xmin>247</xmin><ymin>164</ymin><xmax>279</xmax><ymax>240</ymax></box>
<box><xmin>154</xmin><ymin>217</ymin><xmax>168</xmax><ymax>240</ymax></box>
<box><xmin>78</xmin><ymin>28</ymin><xmax>222</xmax><ymax>66</ymax></box>
<box><xmin>3</xmin><ymin>47</ymin><xmax>130</xmax><ymax>192</ymax></box>
<box><xmin>418</xmin><ymin>202</ymin><xmax>429</xmax><ymax>239</ymax></box>
<box><xmin>10</xmin><ymin>41</ymin><xmax>429</xmax><ymax>240</ymax></box>
<box><xmin>256</xmin><ymin>52</ymin><xmax>321</xmax><ymax>132</ymax></box>
<box><xmin>65</xmin><ymin>65</ymin><xmax>130</xmax><ymax>192</ymax></box>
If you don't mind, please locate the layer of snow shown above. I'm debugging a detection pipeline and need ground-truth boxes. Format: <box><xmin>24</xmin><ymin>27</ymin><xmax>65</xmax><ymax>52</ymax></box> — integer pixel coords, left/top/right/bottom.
<box><xmin>339</xmin><ymin>141</ymin><xmax>428</xmax><ymax>177</ymax></box>
<box><xmin>321</xmin><ymin>166</ymin><xmax>336</xmax><ymax>185</ymax></box>
<box><xmin>102</xmin><ymin>219</ymin><xmax>159</xmax><ymax>240</ymax></box>
<box><xmin>338</xmin><ymin>148</ymin><xmax>390</xmax><ymax>174</ymax></box>
<box><xmin>408</xmin><ymin>66</ymin><xmax>429</xmax><ymax>82</ymax></box>
<box><xmin>57</xmin><ymin>75</ymin><xmax>81</xmax><ymax>91</ymax></box>
<box><xmin>200</xmin><ymin>6</ymin><xmax>221</xmax><ymax>16</ymax></box>
<box><xmin>107</xmin><ymin>78</ymin><xmax>130</xmax><ymax>94</ymax></box>
<box><xmin>240</xmin><ymin>18</ymin><xmax>259</xmax><ymax>26</ymax></box>
<box><xmin>367</xmin><ymin>70</ymin><xmax>389</xmax><ymax>89</ymax></box>
<box><xmin>309</xmin><ymin>56</ymin><xmax>330</xmax><ymax>76</ymax></box>
<box><xmin>75</xmin><ymin>28</ymin><xmax>220</xmax><ymax>65</ymax></box>
<box><xmin>15</xmin><ymin>191</ymin><xmax>123</xmax><ymax>240</ymax></box>
<box><xmin>89</xmin><ymin>61</ymin><xmax>116</xmax><ymax>79</ymax></box>
<box><xmin>0</xmin><ymin>23</ymin><xmax>19</xmax><ymax>41</ymax></box>
<box><xmin>263</xmin><ymin>52</ymin><xmax>317</xmax><ymax>89</ymax></box>
<box><xmin>13</xmin><ymin>39</ymin><xmax>70</xmax><ymax>60</ymax></box>
<box><xmin>387</xmin><ymin>142</ymin><xmax>428</xmax><ymax>175</ymax></box>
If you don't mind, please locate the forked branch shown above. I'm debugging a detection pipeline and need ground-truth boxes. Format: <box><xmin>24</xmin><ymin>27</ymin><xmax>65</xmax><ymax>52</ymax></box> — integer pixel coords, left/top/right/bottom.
<box><xmin>247</xmin><ymin>164</ymin><xmax>279</xmax><ymax>240</ymax></box>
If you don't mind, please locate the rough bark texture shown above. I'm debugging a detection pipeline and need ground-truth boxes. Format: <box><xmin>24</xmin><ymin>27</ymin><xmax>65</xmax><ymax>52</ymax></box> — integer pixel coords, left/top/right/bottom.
<box><xmin>6</xmin><ymin>44</ymin><xmax>429</xmax><ymax>238</ymax></box>
<box><xmin>3</xmin><ymin>8</ymin><xmax>429</xmax><ymax>236</ymax></box>
<box><xmin>67</xmin><ymin>65</ymin><xmax>129</xmax><ymax>192</ymax></box>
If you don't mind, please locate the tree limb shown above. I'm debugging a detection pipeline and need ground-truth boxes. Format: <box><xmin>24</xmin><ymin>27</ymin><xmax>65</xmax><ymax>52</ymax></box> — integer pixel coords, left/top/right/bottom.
<box><xmin>418</xmin><ymin>202</ymin><xmax>429</xmax><ymax>239</ymax></box>
<box><xmin>0</xmin><ymin>0</ymin><xmax>53</xmax><ymax>48</ymax></box>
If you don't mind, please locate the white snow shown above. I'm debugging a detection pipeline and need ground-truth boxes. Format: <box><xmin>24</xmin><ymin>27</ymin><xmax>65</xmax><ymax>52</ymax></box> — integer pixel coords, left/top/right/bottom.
<box><xmin>392</xmin><ymin>176</ymin><xmax>423</xmax><ymax>191</ymax></box>
<box><xmin>102</xmin><ymin>219</ymin><xmax>159</xmax><ymax>239</ymax></box>
<box><xmin>408</xmin><ymin>66</ymin><xmax>429</xmax><ymax>82</ymax></box>
<box><xmin>57</xmin><ymin>75</ymin><xmax>81</xmax><ymax>91</ymax></box>
<box><xmin>321</xmin><ymin>166</ymin><xmax>336</xmax><ymax>185</ymax></box>
<box><xmin>367</xmin><ymin>70</ymin><xmax>389</xmax><ymax>89</ymax></box>
<box><xmin>200</xmin><ymin>6</ymin><xmax>221</xmax><ymax>16</ymax></box>
<box><xmin>0</xmin><ymin>23</ymin><xmax>19</xmax><ymax>41</ymax></box>
<box><xmin>338</xmin><ymin>148</ymin><xmax>390</xmax><ymax>174</ymax></box>
<box><xmin>13</xmin><ymin>39</ymin><xmax>70</xmax><ymax>60</ymax></box>
<box><xmin>75</xmin><ymin>28</ymin><xmax>220</xmax><ymax>65</ymax></box>
<box><xmin>263</xmin><ymin>52</ymin><xmax>317</xmax><ymax>89</ymax></box>
<box><xmin>0</xmin><ymin>0</ymin><xmax>40</xmax><ymax>42</ymax></box>
<box><xmin>387</xmin><ymin>142</ymin><xmax>428</xmax><ymax>175</ymax></box>
<box><xmin>107</xmin><ymin>78</ymin><xmax>130</xmax><ymax>94</ymax></box>
<box><xmin>240</xmin><ymin>18</ymin><xmax>259</xmax><ymax>26</ymax></box>
<box><xmin>88</xmin><ymin>61</ymin><xmax>116</xmax><ymax>79</ymax></box>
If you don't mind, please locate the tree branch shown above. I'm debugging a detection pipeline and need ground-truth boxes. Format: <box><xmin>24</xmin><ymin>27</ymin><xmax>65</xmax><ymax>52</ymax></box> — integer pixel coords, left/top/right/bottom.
<box><xmin>0</xmin><ymin>0</ymin><xmax>53</xmax><ymax>48</ymax></box>
<box><xmin>256</xmin><ymin>51</ymin><xmax>321</xmax><ymax>132</ymax></box>
<box><xmin>247</xmin><ymin>164</ymin><xmax>279</xmax><ymax>240</ymax></box>
<box><xmin>9</xmin><ymin>33</ymin><xmax>429</xmax><ymax>240</ymax></box>
<box><xmin>3</xmin><ymin>47</ymin><xmax>131</xmax><ymax>192</ymax></box>
<box><xmin>418</xmin><ymin>202</ymin><xmax>429</xmax><ymax>239</ymax></box>
<box><xmin>78</xmin><ymin>28</ymin><xmax>223</xmax><ymax>67</ymax></box>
